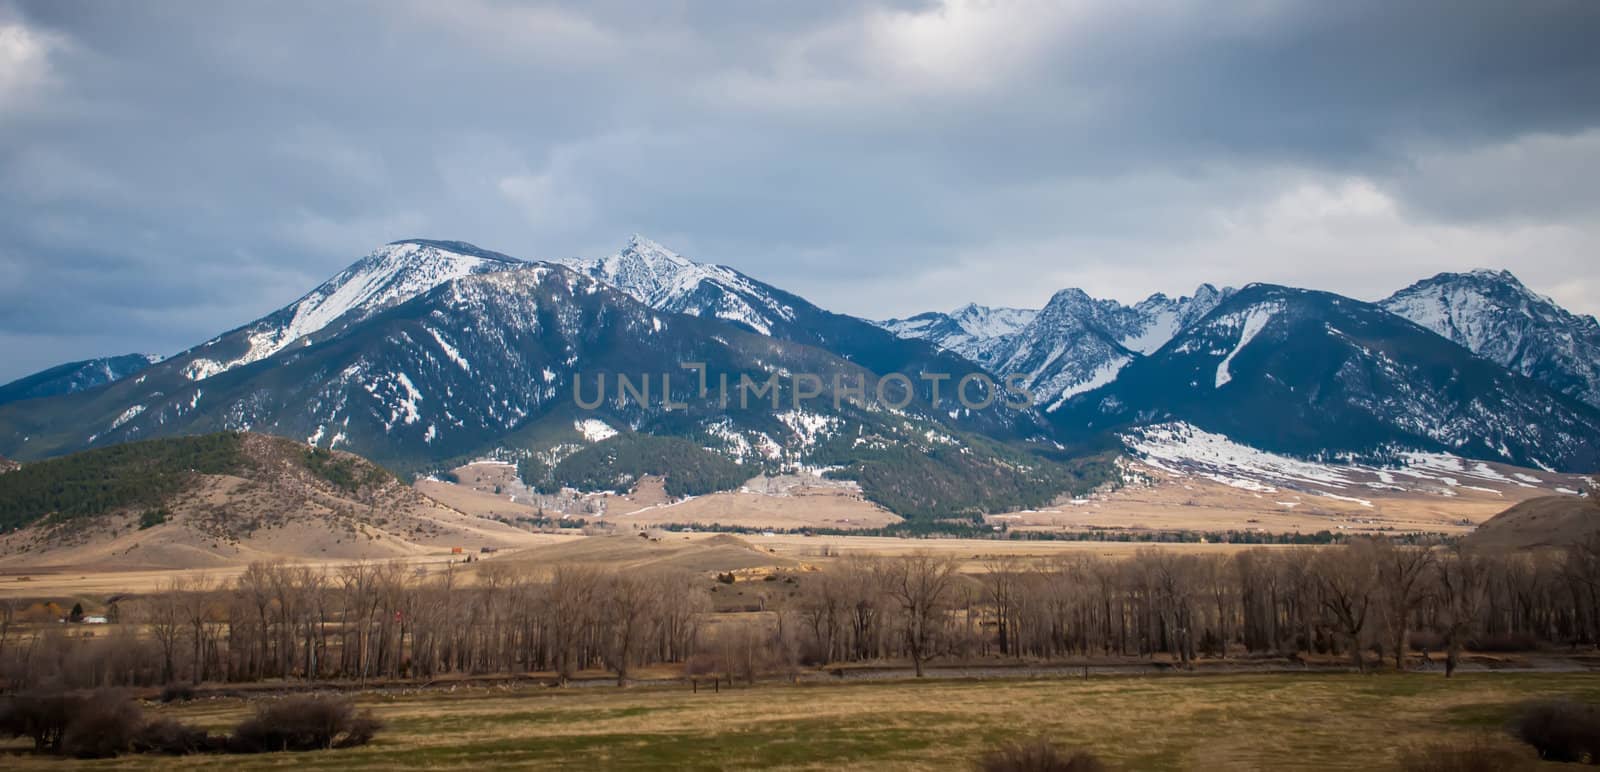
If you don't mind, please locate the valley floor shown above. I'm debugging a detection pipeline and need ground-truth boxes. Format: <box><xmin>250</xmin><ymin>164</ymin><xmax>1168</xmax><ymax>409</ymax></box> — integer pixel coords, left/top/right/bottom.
<box><xmin>0</xmin><ymin>533</ymin><xmax>1302</xmax><ymax>597</ymax></box>
<box><xmin>3</xmin><ymin>671</ymin><xmax>1594</xmax><ymax>770</ymax></box>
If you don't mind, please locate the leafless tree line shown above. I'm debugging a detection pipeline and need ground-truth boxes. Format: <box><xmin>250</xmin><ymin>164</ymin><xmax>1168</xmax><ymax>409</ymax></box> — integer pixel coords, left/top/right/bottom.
<box><xmin>778</xmin><ymin>539</ymin><xmax>1600</xmax><ymax>676</ymax></box>
<box><xmin>4</xmin><ymin>538</ymin><xmax>1600</xmax><ymax>690</ymax></box>
<box><xmin>2</xmin><ymin>560</ymin><xmax>704</xmax><ymax>690</ymax></box>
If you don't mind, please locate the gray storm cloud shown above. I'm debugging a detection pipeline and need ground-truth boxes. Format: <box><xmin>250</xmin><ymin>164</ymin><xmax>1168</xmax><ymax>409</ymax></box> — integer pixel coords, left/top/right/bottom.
<box><xmin>1</xmin><ymin>0</ymin><xmax>1598</xmax><ymax>382</ymax></box>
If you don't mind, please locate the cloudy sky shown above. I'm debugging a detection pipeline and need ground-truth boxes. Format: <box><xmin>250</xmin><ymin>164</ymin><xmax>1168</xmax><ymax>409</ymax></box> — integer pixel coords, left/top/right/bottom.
<box><xmin>2</xmin><ymin>1</ymin><xmax>1598</xmax><ymax>382</ymax></box>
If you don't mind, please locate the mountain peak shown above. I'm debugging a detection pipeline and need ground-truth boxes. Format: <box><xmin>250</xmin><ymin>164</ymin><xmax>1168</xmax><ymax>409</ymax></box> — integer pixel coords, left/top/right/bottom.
<box><xmin>386</xmin><ymin>239</ymin><xmax>525</xmax><ymax>265</ymax></box>
<box><xmin>1382</xmin><ymin>268</ymin><xmax>1600</xmax><ymax>408</ymax></box>
<box><xmin>620</xmin><ymin>234</ymin><xmax>693</xmax><ymax>266</ymax></box>
<box><xmin>178</xmin><ymin>240</ymin><xmax>524</xmax><ymax>381</ymax></box>
<box><xmin>563</xmin><ymin>236</ymin><xmax>797</xmax><ymax>336</ymax></box>
<box><xmin>1464</xmin><ymin>267</ymin><xmax>1519</xmax><ymax>283</ymax></box>
<box><xmin>1045</xmin><ymin>287</ymin><xmax>1095</xmax><ymax>307</ymax></box>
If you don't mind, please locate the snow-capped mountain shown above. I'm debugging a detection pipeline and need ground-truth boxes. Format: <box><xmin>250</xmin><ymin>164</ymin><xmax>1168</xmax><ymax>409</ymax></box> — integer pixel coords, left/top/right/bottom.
<box><xmin>883</xmin><ymin>284</ymin><xmax>1232</xmax><ymax>408</ymax></box>
<box><xmin>1381</xmin><ymin>269</ymin><xmax>1600</xmax><ymax>409</ymax></box>
<box><xmin>179</xmin><ymin>240</ymin><xmax>525</xmax><ymax>381</ymax></box>
<box><xmin>878</xmin><ymin>304</ymin><xmax>1037</xmax><ymax>364</ymax></box>
<box><xmin>983</xmin><ymin>289</ymin><xmax>1137</xmax><ymax>411</ymax></box>
<box><xmin>1053</xmin><ymin>284</ymin><xmax>1600</xmax><ymax>472</ymax></box>
<box><xmin>0</xmin><ymin>353</ymin><xmax>159</xmax><ymax>407</ymax></box>
<box><xmin>0</xmin><ymin>241</ymin><xmax>1080</xmax><ymax>517</ymax></box>
<box><xmin>566</xmin><ymin>236</ymin><xmax>1044</xmax><ymax>438</ymax></box>
<box><xmin>563</xmin><ymin>235</ymin><xmax>795</xmax><ymax>337</ymax></box>
<box><xmin>1114</xmin><ymin>284</ymin><xmax>1232</xmax><ymax>355</ymax></box>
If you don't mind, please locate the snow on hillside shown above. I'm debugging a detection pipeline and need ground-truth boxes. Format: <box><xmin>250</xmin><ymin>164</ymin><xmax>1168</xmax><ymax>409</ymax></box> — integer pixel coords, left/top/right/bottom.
<box><xmin>877</xmin><ymin>304</ymin><xmax>1038</xmax><ymax>364</ymax></box>
<box><xmin>563</xmin><ymin>235</ymin><xmax>796</xmax><ymax>336</ymax></box>
<box><xmin>1125</xmin><ymin>422</ymin><xmax>1587</xmax><ymax>502</ymax></box>
<box><xmin>575</xmin><ymin>418</ymin><xmax>618</xmax><ymax>442</ymax></box>
<box><xmin>1381</xmin><ymin>269</ymin><xmax>1600</xmax><ymax>408</ymax></box>
<box><xmin>1214</xmin><ymin>304</ymin><xmax>1279</xmax><ymax>388</ymax></box>
<box><xmin>184</xmin><ymin>241</ymin><xmax>521</xmax><ymax>381</ymax></box>
<box><xmin>880</xmin><ymin>283</ymin><xmax>1232</xmax><ymax>405</ymax></box>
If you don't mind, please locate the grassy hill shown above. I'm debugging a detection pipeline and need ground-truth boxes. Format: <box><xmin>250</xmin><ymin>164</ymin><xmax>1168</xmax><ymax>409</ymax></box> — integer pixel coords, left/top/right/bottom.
<box><xmin>0</xmin><ymin>432</ymin><xmax>538</xmax><ymax>568</ymax></box>
<box><xmin>1465</xmin><ymin>495</ymin><xmax>1600</xmax><ymax>551</ymax></box>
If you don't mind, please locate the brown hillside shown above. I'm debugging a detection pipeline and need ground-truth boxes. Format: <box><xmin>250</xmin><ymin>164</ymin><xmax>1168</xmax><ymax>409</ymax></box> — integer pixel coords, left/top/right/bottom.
<box><xmin>0</xmin><ymin>453</ymin><xmax>16</xmax><ymax>473</ymax></box>
<box><xmin>1464</xmin><ymin>495</ymin><xmax>1600</xmax><ymax>551</ymax></box>
<box><xmin>0</xmin><ymin>433</ymin><xmax>541</xmax><ymax>569</ymax></box>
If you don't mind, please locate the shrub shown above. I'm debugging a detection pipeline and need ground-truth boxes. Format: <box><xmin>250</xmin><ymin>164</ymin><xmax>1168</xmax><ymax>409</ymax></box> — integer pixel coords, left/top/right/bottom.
<box><xmin>229</xmin><ymin>695</ymin><xmax>382</xmax><ymax>753</ymax></box>
<box><xmin>0</xmin><ymin>690</ymin><xmax>219</xmax><ymax>758</ymax></box>
<box><xmin>132</xmin><ymin>717</ymin><xmax>222</xmax><ymax>755</ymax></box>
<box><xmin>160</xmin><ymin>682</ymin><xmax>196</xmax><ymax>703</ymax></box>
<box><xmin>975</xmin><ymin>738</ymin><xmax>1107</xmax><ymax>772</ymax></box>
<box><xmin>1396</xmin><ymin>734</ymin><xmax>1535</xmax><ymax>771</ymax></box>
<box><xmin>0</xmin><ymin>693</ymin><xmax>85</xmax><ymax>752</ymax></box>
<box><xmin>1513</xmin><ymin>700</ymin><xmax>1600</xmax><ymax>763</ymax></box>
<box><xmin>59</xmin><ymin>697</ymin><xmax>144</xmax><ymax>758</ymax></box>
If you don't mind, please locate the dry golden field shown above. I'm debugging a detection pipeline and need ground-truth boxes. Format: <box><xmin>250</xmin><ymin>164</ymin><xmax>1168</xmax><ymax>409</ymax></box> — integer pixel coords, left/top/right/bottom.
<box><xmin>2</xmin><ymin>671</ymin><xmax>1593</xmax><ymax>770</ymax></box>
<box><xmin>0</xmin><ymin>531</ymin><xmax>1300</xmax><ymax>598</ymax></box>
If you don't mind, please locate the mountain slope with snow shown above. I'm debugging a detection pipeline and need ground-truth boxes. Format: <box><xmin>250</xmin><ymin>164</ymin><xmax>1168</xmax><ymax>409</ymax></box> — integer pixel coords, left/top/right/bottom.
<box><xmin>883</xmin><ymin>284</ymin><xmax>1232</xmax><ymax>407</ymax></box>
<box><xmin>0</xmin><ymin>353</ymin><xmax>158</xmax><ymax>407</ymax></box>
<box><xmin>1053</xmin><ymin>284</ymin><xmax>1600</xmax><ymax>472</ymax></box>
<box><xmin>562</xmin><ymin>235</ymin><xmax>795</xmax><ymax>337</ymax></box>
<box><xmin>566</xmin><ymin>236</ymin><xmax>1047</xmax><ymax>439</ymax></box>
<box><xmin>178</xmin><ymin>240</ymin><xmax>525</xmax><ymax>381</ymax></box>
<box><xmin>878</xmin><ymin>304</ymin><xmax>1037</xmax><ymax>364</ymax></box>
<box><xmin>1381</xmin><ymin>269</ymin><xmax>1600</xmax><ymax>409</ymax></box>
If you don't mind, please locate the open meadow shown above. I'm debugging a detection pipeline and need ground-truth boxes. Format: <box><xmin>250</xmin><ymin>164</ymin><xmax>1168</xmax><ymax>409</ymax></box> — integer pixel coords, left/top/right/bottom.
<box><xmin>3</xmin><ymin>671</ymin><xmax>1594</xmax><ymax>770</ymax></box>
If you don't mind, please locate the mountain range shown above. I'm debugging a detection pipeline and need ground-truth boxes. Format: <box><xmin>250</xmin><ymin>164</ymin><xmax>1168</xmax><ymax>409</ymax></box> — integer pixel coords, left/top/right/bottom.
<box><xmin>1</xmin><ymin>235</ymin><xmax>1597</xmax><ymax>520</ymax></box>
<box><xmin>0</xmin><ymin>238</ymin><xmax>1092</xmax><ymax>519</ymax></box>
<box><xmin>1049</xmin><ymin>284</ymin><xmax>1600</xmax><ymax>472</ymax></box>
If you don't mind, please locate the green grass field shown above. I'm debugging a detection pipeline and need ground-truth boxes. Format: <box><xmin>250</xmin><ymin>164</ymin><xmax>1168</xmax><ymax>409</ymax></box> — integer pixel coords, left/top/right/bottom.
<box><xmin>5</xmin><ymin>672</ymin><xmax>1597</xmax><ymax>770</ymax></box>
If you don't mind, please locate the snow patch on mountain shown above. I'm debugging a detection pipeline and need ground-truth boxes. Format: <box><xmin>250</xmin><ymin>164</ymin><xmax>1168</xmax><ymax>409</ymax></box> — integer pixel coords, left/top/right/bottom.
<box><xmin>776</xmin><ymin>409</ymin><xmax>839</xmax><ymax>448</ymax></box>
<box><xmin>1215</xmin><ymin>304</ymin><xmax>1279</xmax><ymax>388</ymax></box>
<box><xmin>109</xmin><ymin>404</ymin><xmax>146</xmax><ymax>431</ymax></box>
<box><xmin>1047</xmin><ymin>355</ymin><xmax>1130</xmax><ymax>411</ymax></box>
<box><xmin>1128</xmin><ymin>423</ymin><xmax>1356</xmax><ymax>488</ymax></box>
<box><xmin>575</xmin><ymin>418</ymin><xmax>618</xmax><ymax>442</ymax></box>
<box><xmin>425</xmin><ymin>327</ymin><xmax>471</xmax><ymax>373</ymax></box>
<box><xmin>1125</xmin><ymin>422</ymin><xmax>1588</xmax><ymax>500</ymax></box>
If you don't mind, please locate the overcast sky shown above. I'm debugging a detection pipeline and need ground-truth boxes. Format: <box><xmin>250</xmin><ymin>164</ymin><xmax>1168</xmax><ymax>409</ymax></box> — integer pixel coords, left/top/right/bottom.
<box><xmin>2</xmin><ymin>1</ymin><xmax>1598</xmax><ymax>383</ymax></box>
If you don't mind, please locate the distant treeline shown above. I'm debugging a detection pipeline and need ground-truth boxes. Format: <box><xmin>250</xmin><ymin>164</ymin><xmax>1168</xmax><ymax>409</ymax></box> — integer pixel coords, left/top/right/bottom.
<box><xmin>652</xmin><ymin>521</ymin><xmax>1424</xmax><ymax>546</ymax></box>
<box><xmin>4</xmin><ymin>538</ymin><xmax>1599</xmax><ymax>689</ymax></box>
<box><xmin>812</xmin><ymin>443</ymin><xmax>1117</xmax><ymax>520</ymax></box>
<box><xmin>514</xmin><ymin>431</ymin><xmax>1118</xmax><ymax>520</ymax></box>
<box><xmin>518</xmin><ymin>434</ymin><xmax>750</xmax><ymax>498</ymax></box>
